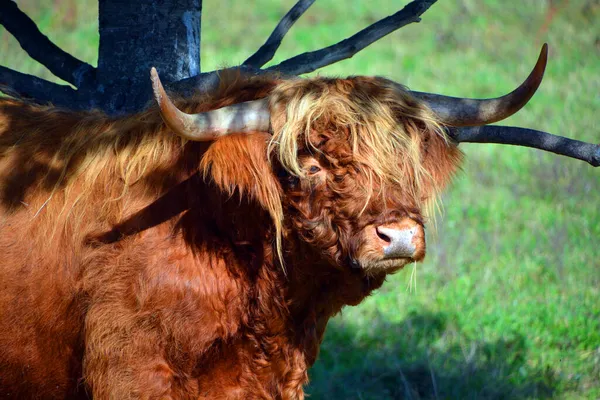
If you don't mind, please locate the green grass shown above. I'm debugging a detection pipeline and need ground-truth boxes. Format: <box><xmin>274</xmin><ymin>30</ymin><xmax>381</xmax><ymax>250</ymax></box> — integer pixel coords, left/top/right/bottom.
<box><xmin>1</xmin><ymin>1</ymin><xmax>599</xmax><ymax>398</ymax></box>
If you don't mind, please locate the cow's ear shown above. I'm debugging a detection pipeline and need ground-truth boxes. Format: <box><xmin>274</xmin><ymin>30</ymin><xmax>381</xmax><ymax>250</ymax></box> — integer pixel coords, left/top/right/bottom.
<box><xmin>200</xmin><ymin>132</ymin><xmax>283</xmax><ymax>216</ymax></box>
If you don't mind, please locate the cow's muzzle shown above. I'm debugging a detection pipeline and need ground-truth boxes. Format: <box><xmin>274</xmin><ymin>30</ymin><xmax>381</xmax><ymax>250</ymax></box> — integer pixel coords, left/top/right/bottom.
<box><xmin>375</xmin><ymin>219</ymin><xmax>425</xmax><ymax>261</ymax></box>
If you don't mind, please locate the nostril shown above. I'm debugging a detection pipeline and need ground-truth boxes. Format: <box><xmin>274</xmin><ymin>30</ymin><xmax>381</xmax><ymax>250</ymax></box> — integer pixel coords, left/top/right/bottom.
<box><xmin>376</xmin><ymin>227</ymin><xmax>392</xmax><ymax>244</ymax></box>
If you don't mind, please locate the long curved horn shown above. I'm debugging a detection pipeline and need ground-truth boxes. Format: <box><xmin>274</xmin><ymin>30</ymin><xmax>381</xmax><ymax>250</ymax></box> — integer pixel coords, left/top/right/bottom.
<box><xmin>411</xmin><ymin>44</ymin><xmax>548</xmax><ymax>127</ymax></box>
<box><xmin>150</xmin><ymin>68</ymin><xmax>271</xmax><ymax>141</ymax></box>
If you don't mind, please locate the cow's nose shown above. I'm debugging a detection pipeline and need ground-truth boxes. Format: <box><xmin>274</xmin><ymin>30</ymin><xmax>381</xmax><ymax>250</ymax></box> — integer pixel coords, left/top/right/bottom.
<box><xmin>376</xmin><ymin>221</ymin><xmax>424</xmax><ymax>259</ymax></box>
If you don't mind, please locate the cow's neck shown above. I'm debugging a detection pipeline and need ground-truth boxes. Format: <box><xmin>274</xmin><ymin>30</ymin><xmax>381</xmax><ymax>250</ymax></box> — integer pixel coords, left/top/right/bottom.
<box><xmin>261</xmin><ymin>247</ymin><xmax>388</xmax><ymax>366</ymax></box>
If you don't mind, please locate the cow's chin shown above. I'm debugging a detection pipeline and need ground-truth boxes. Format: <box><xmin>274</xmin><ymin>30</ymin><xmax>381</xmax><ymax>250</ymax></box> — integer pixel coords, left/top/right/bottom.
<box><xmin>355</xmin><ymin>257</ymin><xmax>414</xmax><ymax>274</ymax></box>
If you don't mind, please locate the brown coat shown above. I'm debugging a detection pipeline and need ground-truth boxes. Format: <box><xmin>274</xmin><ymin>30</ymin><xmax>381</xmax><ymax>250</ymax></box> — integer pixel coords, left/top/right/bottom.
<box><xmin>0</xmin><ymin>75</ymin><xmax>461</xmax><ymax>399</ymax></box>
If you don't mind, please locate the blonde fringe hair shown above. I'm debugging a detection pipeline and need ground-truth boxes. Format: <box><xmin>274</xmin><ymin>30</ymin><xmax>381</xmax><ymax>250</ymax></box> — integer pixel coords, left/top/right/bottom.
<box><xmin>267</xmin><ymin>77</ymin><xmax>450</xmax><ymax>225</ymax></box>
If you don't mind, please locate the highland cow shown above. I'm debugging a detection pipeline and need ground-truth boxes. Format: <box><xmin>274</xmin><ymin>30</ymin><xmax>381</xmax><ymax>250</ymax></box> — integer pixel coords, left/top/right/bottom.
<box><xmin>0</xmin><ymin>47</ymin><xmax>551</xmax><ymax>399</ymax></box>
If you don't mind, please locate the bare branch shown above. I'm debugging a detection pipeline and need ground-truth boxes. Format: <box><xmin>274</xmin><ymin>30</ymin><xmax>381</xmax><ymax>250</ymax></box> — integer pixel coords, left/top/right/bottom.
<box><xmin>449</xmin><ymin>125</ymin><xmax>600</xmax><ymax>167</ymax></box>
<box><xmin>0</xmin><ymin>0</ymin><xmax>95</xmax><ymax>87</ymax></box>
<box><xmin>168</xmin><ymin>65</ymin><xmax>270</xmax><ymax>97</ymax></box>
<box><xmin>0</xmin><ymin>66</ymin><xmax>79</xmax><ymax>107</ymax></box>
<box><xmin>266</xmin><ymin>0</ymin><xmax>437</xmax><ymax>75</ymax></box>
<box><xmin>243</xmin><ymin>0</ymin><xmax>316</xmax><ymax>68</ymax></box>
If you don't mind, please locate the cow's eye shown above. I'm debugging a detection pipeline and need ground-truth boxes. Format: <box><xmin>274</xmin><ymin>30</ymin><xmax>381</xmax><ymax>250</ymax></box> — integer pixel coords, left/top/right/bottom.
<box><xmin>308</xmin><ymin>165</ymin><xmax>321</xmax><ymax>174</ymax></box>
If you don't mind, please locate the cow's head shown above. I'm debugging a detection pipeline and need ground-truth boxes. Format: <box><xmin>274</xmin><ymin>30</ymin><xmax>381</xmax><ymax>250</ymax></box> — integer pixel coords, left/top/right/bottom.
<box><xmin>150</xmin><ymin>45</ymin><xmax>547</xmax><ymax>274</ymax></box>
<box><xmin>263</xmin><ymin>76</ymin><xmax>462</xmax><ymax>273</ymax></box>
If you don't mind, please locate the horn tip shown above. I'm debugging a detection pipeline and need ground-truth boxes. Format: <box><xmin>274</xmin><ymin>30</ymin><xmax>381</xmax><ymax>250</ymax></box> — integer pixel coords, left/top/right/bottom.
<box><xmin>150</xmin><ymin>67</ymin><xmax>165</xmax><ymax>105</ymax></box>
<box><xmin>532</xmin><ymin>43</ymin><xmax>549</xmax><ymax>79</ymax></box>
<box><xmin>151</xmin><ymin>68</ymin><xmax>164</xmax><ymax>92</ymax></box>
<box><xmin>540</xmin><ymin>43</ymin><xmax>549</xmax><ymax>60</ymax></box>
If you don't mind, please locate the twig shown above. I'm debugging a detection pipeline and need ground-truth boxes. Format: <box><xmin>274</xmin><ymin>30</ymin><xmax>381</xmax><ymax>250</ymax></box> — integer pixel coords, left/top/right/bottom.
<box><xmin>0</xmin><ymin>0</ymin><xmax>95</xmax><ymax>87</ymax></box>
<box><xmin>266</xmin><ymin>0</ymin><xmax>437</xmax><ymax>75</ymax></box>
<box><xmin>0</xmin><ymin>66</ymin><xmax>79</xmax><ymax>107</ymax></box>
<box><xmin>449</xmin><ymin>125</ymin><xmax>600</xmax><ymax>167</ymax></box>
<box><xmin>244</xmin><ymin>0</ymin><xmax>316</xmax><ymax>68</ymax></box>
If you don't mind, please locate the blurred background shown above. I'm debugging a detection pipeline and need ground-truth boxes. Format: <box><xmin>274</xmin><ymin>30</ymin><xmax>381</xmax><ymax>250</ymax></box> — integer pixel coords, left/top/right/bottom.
<box><xmin>1</xmin><ymin>0</ymin><xmax>599</xmax><ymax>398</ymax></box>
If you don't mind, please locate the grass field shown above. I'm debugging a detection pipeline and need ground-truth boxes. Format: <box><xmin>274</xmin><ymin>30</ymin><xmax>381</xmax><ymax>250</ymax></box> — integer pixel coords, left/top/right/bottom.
<box><xmin>1</xmin><ymin>1</ymin><xmax>599</xmax><ymax>398</ymax></box>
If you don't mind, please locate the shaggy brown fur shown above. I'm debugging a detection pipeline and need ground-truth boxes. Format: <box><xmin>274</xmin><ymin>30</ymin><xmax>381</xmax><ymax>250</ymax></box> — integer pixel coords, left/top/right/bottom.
<box><xmin>0</xmin><ymin>73</ymin><xmax>461</xmax><ymax>399</ymax></box>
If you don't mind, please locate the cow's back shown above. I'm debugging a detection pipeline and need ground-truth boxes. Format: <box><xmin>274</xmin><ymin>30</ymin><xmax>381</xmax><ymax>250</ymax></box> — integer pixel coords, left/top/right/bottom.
<box><xmin>0</xmin><ymin>100</ymin><xmax>91</xmax><ymax>397</ymax></box>
<box><xmin>0</xmin><ymin>99</ymin><xmax>175</xmax><ymax>397</ymax></box>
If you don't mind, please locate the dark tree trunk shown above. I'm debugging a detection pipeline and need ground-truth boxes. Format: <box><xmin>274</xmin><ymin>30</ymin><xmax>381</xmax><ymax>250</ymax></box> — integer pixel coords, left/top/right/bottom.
<box><xmin>95</xmin><ymin>0</ymin><xmax>202</xmax><ymax>113</ymax></box>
